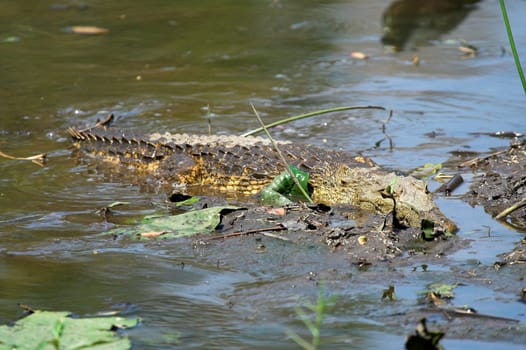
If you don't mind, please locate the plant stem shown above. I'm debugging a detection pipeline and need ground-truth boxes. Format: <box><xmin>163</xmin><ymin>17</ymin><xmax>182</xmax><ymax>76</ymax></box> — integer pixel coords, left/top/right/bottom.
<box><xmin>250</xmin><ymin>103</ymin><xmax>314</xmax><ymax>203</ymax></box>
<box><xmin>499</xmin><ymin>0</ymin><xmax>526</xmax><ymax>94</ymax></box>
<box><xmin>242</xmin><ymin>105</ymin><xmax>385</xmax><ymax>137</ymax></box>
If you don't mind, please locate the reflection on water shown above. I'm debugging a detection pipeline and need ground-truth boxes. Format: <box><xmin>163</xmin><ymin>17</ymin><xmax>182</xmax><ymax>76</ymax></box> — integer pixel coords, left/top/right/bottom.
<box><xmin>381</xmin><ymin>0</ymin><xmax>481</xmax><ymax>50</ymax></box>
<box><xmin>1</xmin><ymin>0</ymin><xmax>526</xmax><ymax>348</ymax></box>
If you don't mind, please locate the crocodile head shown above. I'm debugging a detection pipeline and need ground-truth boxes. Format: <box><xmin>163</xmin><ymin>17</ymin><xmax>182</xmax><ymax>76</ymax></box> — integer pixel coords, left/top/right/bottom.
<box><xmin>311</xmin><ymin>165</ymin><xmax>458</xmax><ymax>233</ymax></box>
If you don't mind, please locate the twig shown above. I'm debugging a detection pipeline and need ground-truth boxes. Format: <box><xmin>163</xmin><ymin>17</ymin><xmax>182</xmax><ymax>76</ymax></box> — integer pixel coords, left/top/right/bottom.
<box><xmin>0</xmin><ymin>150</ymin><xmax>47</xmax><ymax>167</ymax></box>
<box><xmin>376</xmin><ymin>109</ymin><xmax>394</xmax><ymax>150</ymax></box>
<box><xmin>495</xmin><ymin>197</ymin><xmax>526</xmax><ymax>220</ymax></box>
<box><xmin>458</xmin><ymin>149</ymin><xmax>507</xmax><ymax>168</ymax></box>
<box><xmin>262</xmin><ymin>232</ymin><xmax>291</xmax><ymax>241</ymax></box>
<box><xmin>207</xmin><ymin>104</ymin><xmax>212</xmax><ymax>136</ymax></box>
<box><xmin>242</xmin><ymin>105</ymin><xmax>385</xmax><ymax>137</ymax></box>
<box><xmin>206</xmin><ymin>224</ymin><xmax>286</xmax><ymax>240</ymax></box>
<box><xmin>250</xmin><ymin>103</ymin><xmax>314</xmax><ymax>203</ymax></box>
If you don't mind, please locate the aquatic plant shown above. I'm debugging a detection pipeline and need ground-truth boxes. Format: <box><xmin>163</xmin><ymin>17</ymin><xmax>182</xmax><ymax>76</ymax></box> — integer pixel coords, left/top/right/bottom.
<box><xmin>285</xmin><ymin>285</ymin><xmax>335</xmax><ymax>350</ymax></box>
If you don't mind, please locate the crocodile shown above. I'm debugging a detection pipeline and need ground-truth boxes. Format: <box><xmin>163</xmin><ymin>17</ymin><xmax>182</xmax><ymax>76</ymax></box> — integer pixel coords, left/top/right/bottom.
<box><xmin>67</xmin><ymin>123</ymin><xmax>457</xmax><ymax>233</ymax></box>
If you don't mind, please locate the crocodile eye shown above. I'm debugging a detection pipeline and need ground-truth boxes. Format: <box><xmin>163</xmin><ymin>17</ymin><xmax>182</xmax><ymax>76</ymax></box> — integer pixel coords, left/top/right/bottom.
<box><xmin>340</xmin><ymin>177</ymin><xmax>351</xmax><ymax>186</ymax></box>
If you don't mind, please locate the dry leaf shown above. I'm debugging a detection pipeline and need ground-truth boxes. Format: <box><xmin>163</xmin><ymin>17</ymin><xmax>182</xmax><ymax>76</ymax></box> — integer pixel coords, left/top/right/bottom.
<box><xmin>139</xmin><ymin>231</ymin><xmax>167</xmax><ymax>238</ymax></box>
<box><xmin>426</xmin><ymin>291</ymin><xmax>445</xmax><ymax>306</ymax></box>
<box><xmin>265</xmin><ymin>207</ymin><xmax>287</xmax><ymax>216</ymax></box>
<box><xmin>358</xmin><ymin>235</ymin><xmax>367</xmax><ymax>245</ymax></box>
<box><xmin>458</xmin><ymin>45</ymin><xmax>477</xmax><ymax>57</ymax></box>
<box><xmin>71</xmin><ymin>26</ymin><xmax>109</xmax><ymax>35</ymax></box>
<box><xmin>351</xmin><ymin>51</ymin><xmax>369</xmax><ymax>60</ymax></box>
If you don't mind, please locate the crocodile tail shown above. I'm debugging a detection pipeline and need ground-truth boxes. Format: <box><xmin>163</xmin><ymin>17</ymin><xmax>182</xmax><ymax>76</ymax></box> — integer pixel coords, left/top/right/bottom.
<box><xmin>67</xmin><ymin>127</ymin><xmax>174</xmax><ymax>164</ymax></box>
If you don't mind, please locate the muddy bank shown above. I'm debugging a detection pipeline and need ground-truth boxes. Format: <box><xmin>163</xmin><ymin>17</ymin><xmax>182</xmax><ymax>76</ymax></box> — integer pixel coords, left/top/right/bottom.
<box><xmin>461</xmin><ymin>137</ymin><xmax>526</xmax><ymax>265</ymax></box>
<box><xmin>195</xmin><ymin>203</ymin><xmax>459</xmax><ymax>265</ymax></box>
<box><xmin>463</xmin><ymin>137</ymin><xmax>526</xmax><ymax>228</ymax></box>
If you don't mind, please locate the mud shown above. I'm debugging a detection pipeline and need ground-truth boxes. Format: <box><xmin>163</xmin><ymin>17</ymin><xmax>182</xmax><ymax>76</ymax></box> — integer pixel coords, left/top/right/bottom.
<box><xmin>189</xmin><ymin>202</ymin><xmax>459</xmax><ymax>265</ymax></box>
<box><xmin>462</xmin><ymin>137</ymin><xmax>526</xmax><ymax>265</ymax></box>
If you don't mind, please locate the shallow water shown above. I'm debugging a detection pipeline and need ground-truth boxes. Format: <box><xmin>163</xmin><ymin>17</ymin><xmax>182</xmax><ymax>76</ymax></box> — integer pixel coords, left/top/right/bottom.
<box><xmin>1</xmin><ymin>0</ymin><xmax>526</xmax><ymax>348</ymax></box>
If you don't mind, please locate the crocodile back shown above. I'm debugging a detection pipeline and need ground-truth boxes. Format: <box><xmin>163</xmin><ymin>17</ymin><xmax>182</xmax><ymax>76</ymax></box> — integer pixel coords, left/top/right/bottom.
<box><xmin>67</xmin><ymin>127</ymin><xmax>375</xmax><ymax>197</ymax></box>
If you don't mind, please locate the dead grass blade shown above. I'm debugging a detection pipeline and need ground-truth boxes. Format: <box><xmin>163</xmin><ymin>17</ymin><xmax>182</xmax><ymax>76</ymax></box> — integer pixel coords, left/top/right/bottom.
<box><xmin>0</xmin><ymin>150</ymin><xmax>47</xmax><ymax>167</ymax></box>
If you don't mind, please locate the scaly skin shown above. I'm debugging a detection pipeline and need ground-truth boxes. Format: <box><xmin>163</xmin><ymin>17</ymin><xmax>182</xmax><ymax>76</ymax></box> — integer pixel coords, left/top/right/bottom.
<box><xmin>67</xmin><ymin>126</ymin><xmax>457</xmax><ymax>232</ymax></box>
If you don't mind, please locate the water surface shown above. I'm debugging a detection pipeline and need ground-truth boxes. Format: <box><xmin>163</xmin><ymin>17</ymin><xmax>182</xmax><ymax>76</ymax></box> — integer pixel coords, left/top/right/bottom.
<box><xmin>1</xmin><ymin>0</ymin><xmax>526</xmax><ymax>348</ymax></box>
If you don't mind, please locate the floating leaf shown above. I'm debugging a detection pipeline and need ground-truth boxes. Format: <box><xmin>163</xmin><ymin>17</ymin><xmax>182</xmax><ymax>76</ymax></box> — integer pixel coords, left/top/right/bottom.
<box><xmin>0</xmin><ymin>310</ymin><xmax>139</xmax><ymax>350</ymax></box>
<box><xmin>418</xmin><ymin>283</ymin><xmax>458</xmax><ymax>300</ymax></box>
<box><xmin>351</xmin><ymin>51</ymin><xmax>369</xmax><ymax>60</ymax></box>
<box><xmin>107</xmin><ymin>206</ymin><xmax>242</xmax><ymax>239</ymax></box>
<box><xmin>70</xmin><ymin>26</ymin><xmax>109</xmax><ymax>35</ymax></box>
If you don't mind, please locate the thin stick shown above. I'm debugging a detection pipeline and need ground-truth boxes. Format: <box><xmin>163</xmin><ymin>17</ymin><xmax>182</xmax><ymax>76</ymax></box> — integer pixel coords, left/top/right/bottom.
<box><xmin>207</xmin><ymin>224</ymin><xmax>286</xmax><ymax>240</ymax></box>
<box><xmin>242</xmin><ymin>105</ymin><xmax>385</xmax><ymax>137</ymax></box>
<box><xmin>207</xmin><ymin>104</ymin><xmax>212</xmax><ymax>136</ymax></box>
<box><xmin>250</xmin><ymin>103</ymin><xmax>314</xmax><ymax>203</ymax></box>
<box><xmin>495</xmin><ymin>197</ymin><xmax>526</xmax><ymax>220</ymax></box>
<box><xmin>458</xmin><ymin>149</ymin><xmax>507</xmax><ymax>168</ymax></box>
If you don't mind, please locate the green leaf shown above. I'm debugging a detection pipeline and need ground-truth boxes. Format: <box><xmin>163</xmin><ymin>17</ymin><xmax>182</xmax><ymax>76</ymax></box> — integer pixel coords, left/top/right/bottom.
<box><xmin>418</xmin><ymin>283</ymin><xmax>458</xmax><ymax>299</ymax></box>
<box><xmin>427</xmin><ymin>283</ymin><xmax>458</xmax><ymax>299</ymax></box>
<box><xmin>421</xmin><ymin>219</ymin><xmax>435</xmax><ymax>240</ymax></box>
<box><xmin>174</xmin><ymin>196</ymin><xmax>200</xmax><ymax>207</ymax></box>
<box><xmin>0</xmin><ymin>310</ymin><xmax>139</xmax><ymax>350</ymax></box>
<box><xmin>260</xmin><ymin>166</ymin><xmax>310</xmax><ymax>206</ymax></box>
<box><xmin>106</xmin><ymin>206</ymin><xmax>242</xmax><ymax>239</ymax></box>
<box><xmin>411</xmin><ymin>162</ymin><xmax>442</xmax><ymax>179</ymax></box>
<box><xmin>385</xmin><ymin>177</ymin><xmax>398</xmax><ymax>195</ymax></box>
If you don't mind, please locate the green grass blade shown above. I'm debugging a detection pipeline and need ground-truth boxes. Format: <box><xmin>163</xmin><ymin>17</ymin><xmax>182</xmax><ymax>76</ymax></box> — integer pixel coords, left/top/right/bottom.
<box><xmin>499</xmin><ymin>0</ymin><xmax>526</xmax><ymax>94</ymax></box>
<box><xmin>242</xmin><ymin>105</ymin><xmax>385</xmax><ymax>137</ymax></box>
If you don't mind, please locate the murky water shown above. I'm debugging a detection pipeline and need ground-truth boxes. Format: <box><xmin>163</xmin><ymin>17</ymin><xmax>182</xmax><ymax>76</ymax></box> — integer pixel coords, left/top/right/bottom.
<box><xmin>1</xmin><ymin>0</ymin><xmax>526</xmax><ymax>348</ymax></box>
